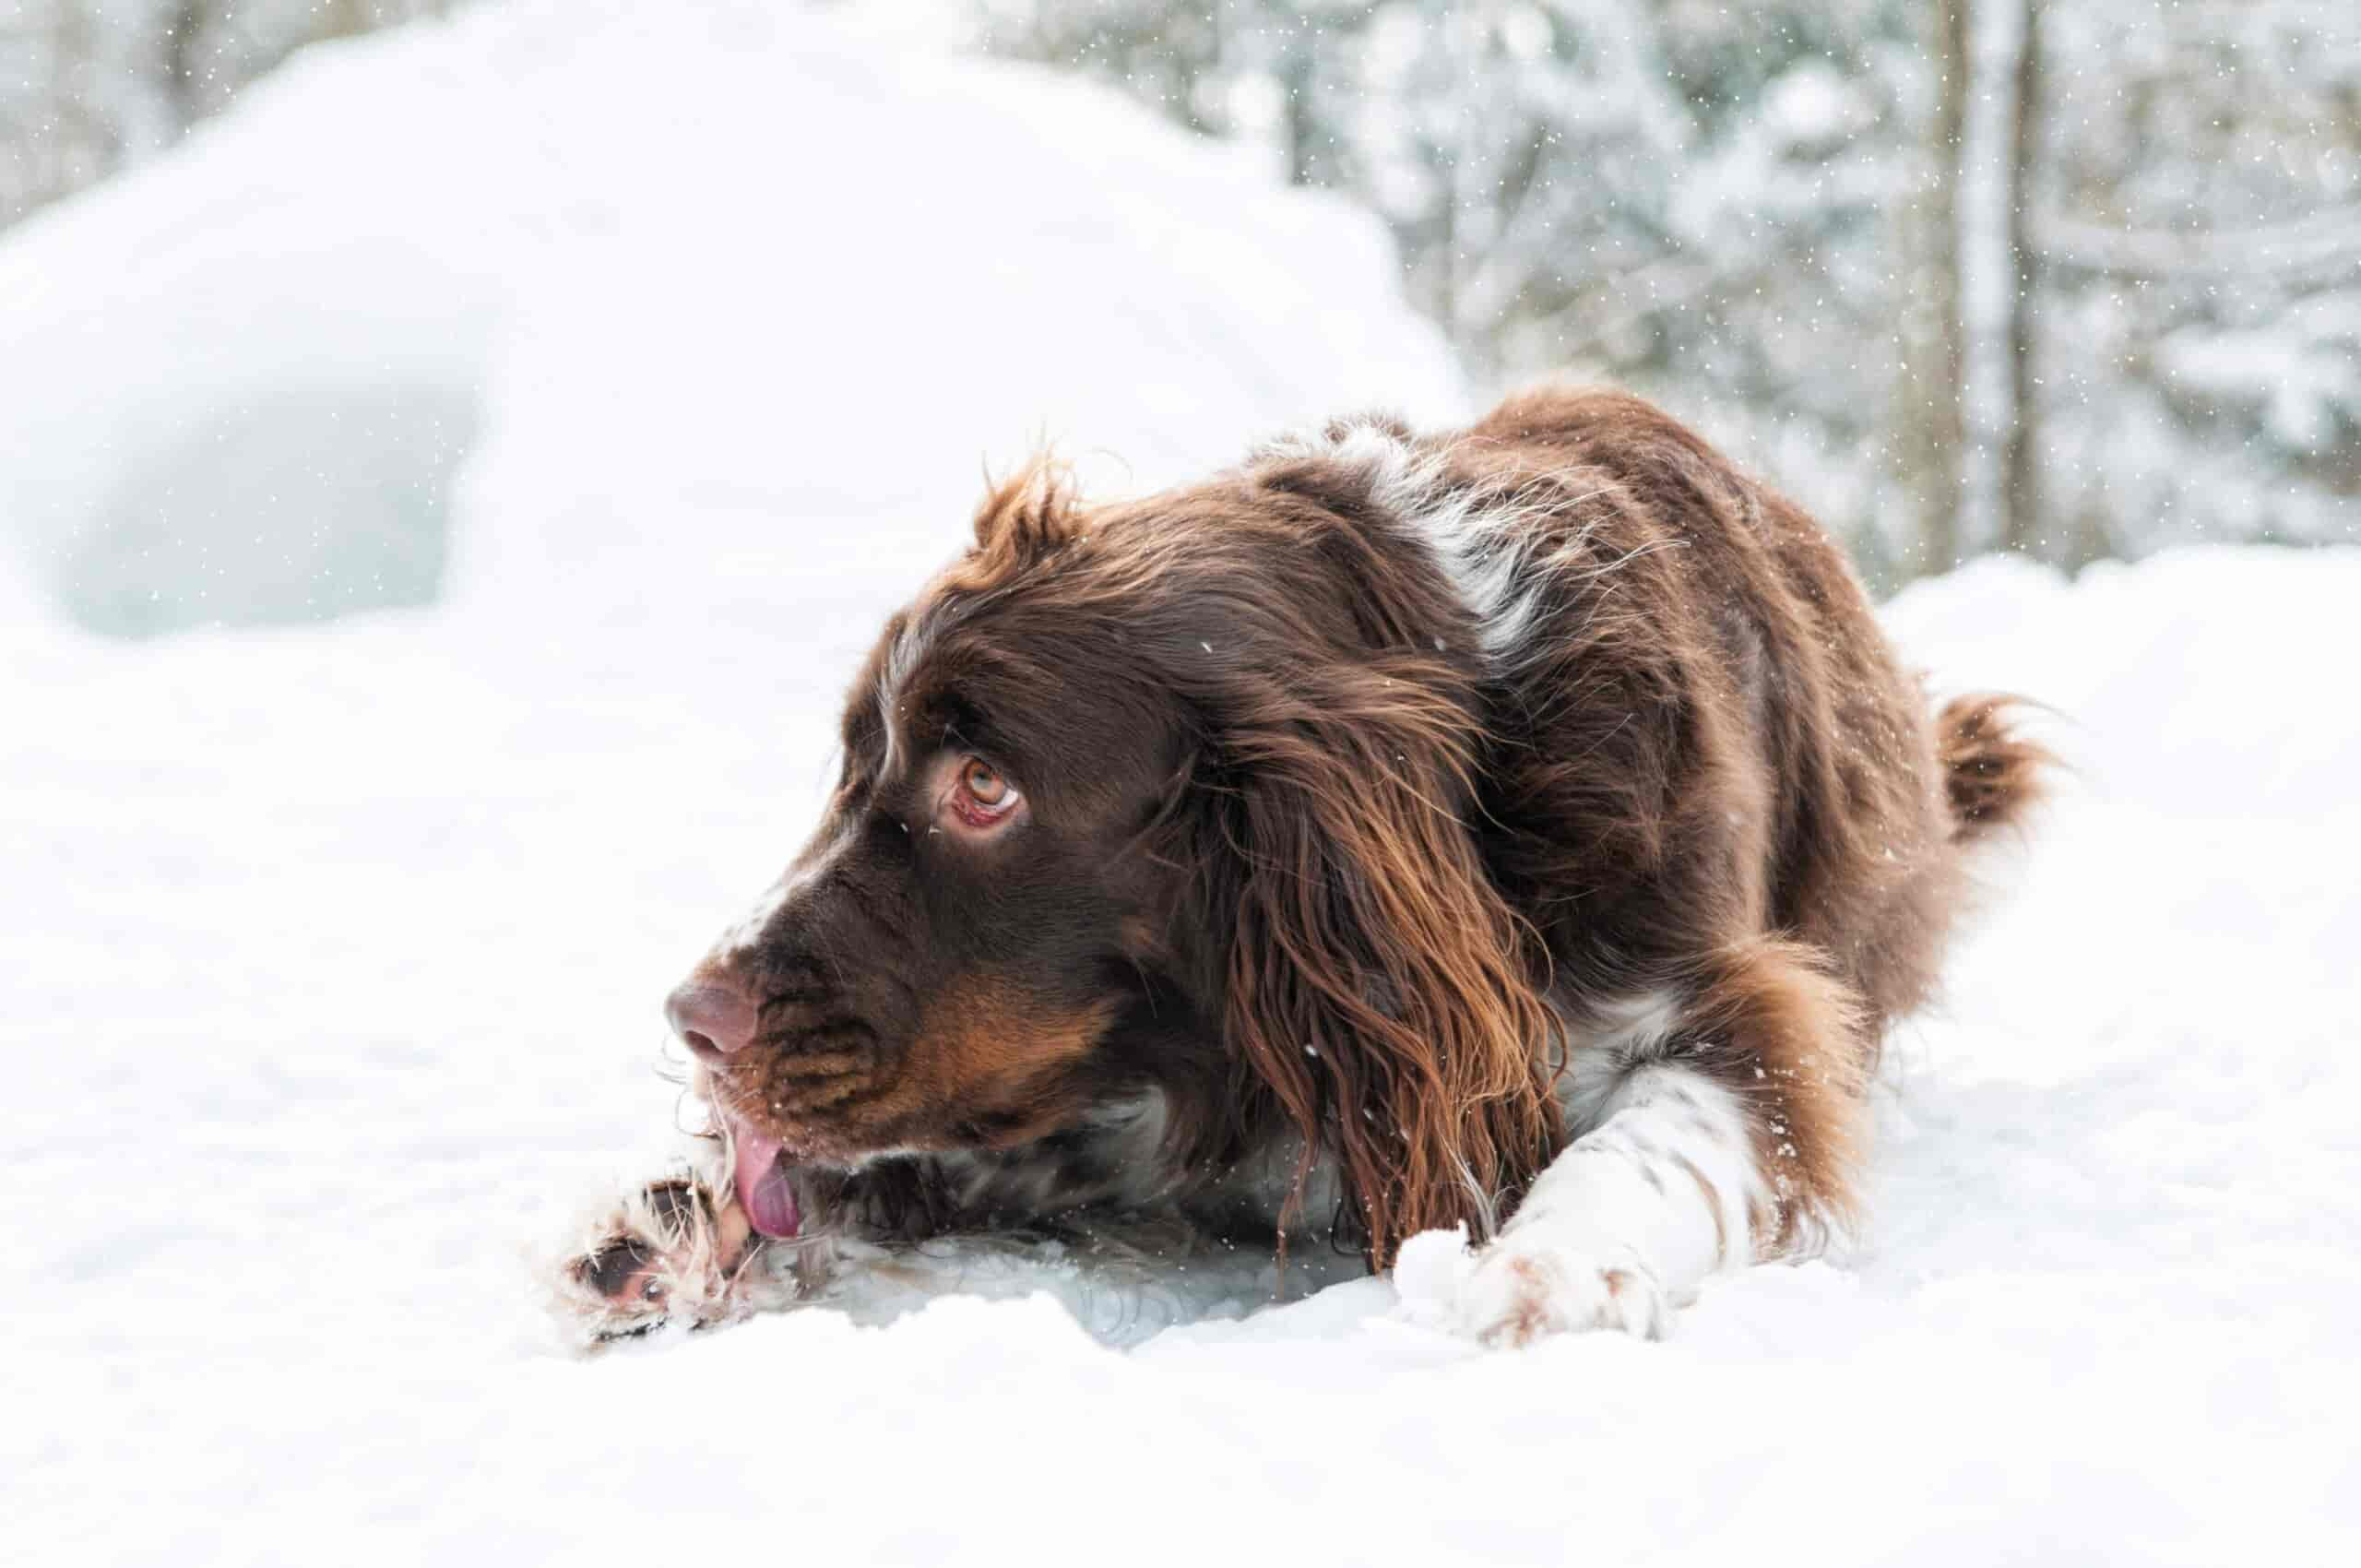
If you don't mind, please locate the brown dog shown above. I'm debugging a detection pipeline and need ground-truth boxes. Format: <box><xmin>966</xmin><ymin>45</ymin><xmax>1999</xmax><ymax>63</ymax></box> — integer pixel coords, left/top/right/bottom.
<box><xmin>558</xmin><ymin>385</ymin><xmax>2044</xmax><ymax>1347</ymax></box>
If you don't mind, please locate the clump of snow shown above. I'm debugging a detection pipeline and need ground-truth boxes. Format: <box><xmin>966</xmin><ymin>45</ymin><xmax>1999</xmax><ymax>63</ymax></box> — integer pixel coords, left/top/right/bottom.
<box><xmin>1388</xmin><ymin>1222</ymin><xmax>1477</xmax><ymax>1331</ymax></box>
<box><xmin>1761</xmin><ymin>59</ymin><xmax>1876</xmax><ymax>155</ymax></box>
<box><xmin>6</xmin><ymin>5</ymin><xmax>2357</xmax><ymax>1563</ymax></box>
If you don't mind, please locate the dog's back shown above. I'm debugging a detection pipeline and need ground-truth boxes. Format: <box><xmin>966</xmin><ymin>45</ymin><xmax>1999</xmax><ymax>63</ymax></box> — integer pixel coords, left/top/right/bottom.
<box><xmin>1417</xmin><ymin>386</ymin><xmax>2045</xmax><ymax>1038</ymax></box>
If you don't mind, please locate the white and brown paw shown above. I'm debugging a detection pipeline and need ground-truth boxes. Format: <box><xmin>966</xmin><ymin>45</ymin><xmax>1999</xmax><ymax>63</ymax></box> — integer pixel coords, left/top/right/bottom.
<box><xmin>1457</xmin><ymin>1235</ymin><xmax>1671</xmax><ymax>1346</ymax></box>
<box><xmin>549</xmin><ymin>1173</ymin><xmax>800</xmax><ymax>1348</ymax></box>
<box><xmin>1393</xmin><ymin>1227</ymin><xmax>1672</xmax><ymax>1348</ymax></box>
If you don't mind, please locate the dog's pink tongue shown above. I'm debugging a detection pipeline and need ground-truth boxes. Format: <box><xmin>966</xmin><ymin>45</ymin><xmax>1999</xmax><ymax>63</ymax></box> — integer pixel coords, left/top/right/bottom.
<box><xmin>730</xmin><ymin>1122</ymin><xmax>800</xmax><ymax>1238</ymax></box>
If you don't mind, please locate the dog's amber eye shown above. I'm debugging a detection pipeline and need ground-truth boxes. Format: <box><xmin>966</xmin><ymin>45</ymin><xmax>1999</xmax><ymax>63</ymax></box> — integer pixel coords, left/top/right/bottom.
<box><xmin>951</xmin><ymin>758</ymin><xmax>1020</xmax><ymax>827</ymax></box>
<box><xmin>964</xmin><ymin>760</ymin><xmax>1010</xmax><ymax>805</ymax></box>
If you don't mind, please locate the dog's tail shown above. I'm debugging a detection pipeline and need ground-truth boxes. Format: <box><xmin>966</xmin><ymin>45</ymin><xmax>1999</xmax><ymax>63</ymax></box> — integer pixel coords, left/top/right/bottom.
<box><xmin>1934</xmin><ymin>695</ymin><xmax>2053</xmax><ymax>844</ymax></box>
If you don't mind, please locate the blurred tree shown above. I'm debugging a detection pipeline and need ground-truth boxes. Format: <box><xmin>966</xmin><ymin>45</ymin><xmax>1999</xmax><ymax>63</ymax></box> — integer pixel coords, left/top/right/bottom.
<box><xmin>160</xmin><ymin>1</ymin><xmax>209</xmax><ymax>126</ymax></box>
<box><xmin>1891</xmin><ymin>0</ymin><xmax>1968</xmax><ymax>573</ymax></box>
<box><xmin>2001</xmin><ymin>0</ymin><xmax>2045</xmax><ymax>558</ymax></box>
<box><xmin>2</xmin><ymin>1</ymin><xmax>449</xmax><ymax>224</ymax></box>
<box><xmin>2023</xmin><ymin>0</ymin><xmax>2361</xmax><ymax>560</ymax></box>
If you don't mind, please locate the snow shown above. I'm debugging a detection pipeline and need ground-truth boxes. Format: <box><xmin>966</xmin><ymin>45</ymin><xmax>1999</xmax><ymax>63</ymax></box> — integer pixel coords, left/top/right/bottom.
<box><xmin>6</xmin><ymin>5</ymin><xmax>2359</xmax><ymax>1564</ymax></box>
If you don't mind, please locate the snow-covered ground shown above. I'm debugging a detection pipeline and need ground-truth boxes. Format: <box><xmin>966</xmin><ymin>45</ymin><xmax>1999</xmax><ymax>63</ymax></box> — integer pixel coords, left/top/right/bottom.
<box><xmin>6</xmin><ymin>5</ymin><xmax>2356</xmax><ymax>1564</ymax></box>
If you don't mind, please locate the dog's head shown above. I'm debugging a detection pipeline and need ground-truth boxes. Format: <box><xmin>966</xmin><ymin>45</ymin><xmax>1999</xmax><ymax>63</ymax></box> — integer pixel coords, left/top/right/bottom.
<box><xmin>672</xmin><ymin>448</ymin><xmax>1560</xmax><ymax>1263</ymax></box>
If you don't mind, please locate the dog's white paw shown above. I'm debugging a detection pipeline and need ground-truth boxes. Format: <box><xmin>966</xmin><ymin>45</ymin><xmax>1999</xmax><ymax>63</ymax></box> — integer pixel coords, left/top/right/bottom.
<box><xmin>1394</xmin><ymin>1226</ymin><xmax>1670</xmax><ymax>1348</ymax></box>
<box><xmin>1458</xmin><ymin>1235</ymin><xmax>1670</xmax><ymax>1346</ymax></box>
<box><xmin>548</xmin><ymin>1173</ymin><xmax>797</xmax><ymax>1348</ymax></box>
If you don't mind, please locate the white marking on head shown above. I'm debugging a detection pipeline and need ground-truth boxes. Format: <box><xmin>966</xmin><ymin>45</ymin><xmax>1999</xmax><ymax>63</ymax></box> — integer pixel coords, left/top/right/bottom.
<box><xmin>711</xmin><ymin>820</ymin><xmax>855</xmax><ymax>965</ymax></box>
<box><xmin>875</xmin><ymin>612</ymin><xmax>935</xmax><ymax>779</ymax></box>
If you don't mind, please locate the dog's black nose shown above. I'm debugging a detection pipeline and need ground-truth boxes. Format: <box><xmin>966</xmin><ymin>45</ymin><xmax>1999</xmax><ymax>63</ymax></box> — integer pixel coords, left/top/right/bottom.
<box><xmin>665</xmin><ymin>980</ymin><xmax>757</xmax><ymax>1063</ymax></box>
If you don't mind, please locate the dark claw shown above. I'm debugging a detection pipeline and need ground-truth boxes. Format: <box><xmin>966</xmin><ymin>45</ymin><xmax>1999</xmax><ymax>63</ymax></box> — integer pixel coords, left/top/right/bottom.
<box><xmin>592</xmin><ymin>1316</ymin><xmax>665</xmax><ymax>1345</ymax></box>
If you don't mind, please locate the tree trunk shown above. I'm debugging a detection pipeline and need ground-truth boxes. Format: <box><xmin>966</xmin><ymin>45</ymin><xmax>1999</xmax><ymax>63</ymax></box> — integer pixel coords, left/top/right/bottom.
<box><xmin>1278</xmin><ymin>28</ymin><xmax>1318</xmax><ymax>187</ymax></box>
<box><xmin>160</xmin><ymin>2</ymin><xmax>209</xmax><ymax>130</ymax></box>
<box><xmin>1892</xmin><ymin>0</ymin><xmax>1970</xmax><ymax>575</ymax></box>
<box><xmin>2001</xmin><ymin>0</ymin><xmax>2047</xmax><ymax>556</ymax></box>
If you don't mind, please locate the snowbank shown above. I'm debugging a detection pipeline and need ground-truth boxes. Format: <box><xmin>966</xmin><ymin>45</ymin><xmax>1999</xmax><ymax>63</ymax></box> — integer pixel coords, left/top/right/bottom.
<box><xmin>5</xmin><ymin>6</ymin><xmax>2355</xmax><ymax>1564</ymax></box>
<box><xmin>13</xmin><ymin>534</ymin><xmax>2355</xmax><ymax>1565</ymax></box>
<box><xmin>0</xmin><ymin>0</ymin><xmax>1459</xmax><ymax>638</ymax></box>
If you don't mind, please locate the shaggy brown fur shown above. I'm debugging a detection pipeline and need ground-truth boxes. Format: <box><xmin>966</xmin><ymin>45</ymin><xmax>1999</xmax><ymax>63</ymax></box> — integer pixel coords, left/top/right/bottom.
<box><xmin>619</xmin><ymin>384</ymin><xmax>2047</xmax><ymax>1294</ymax></box>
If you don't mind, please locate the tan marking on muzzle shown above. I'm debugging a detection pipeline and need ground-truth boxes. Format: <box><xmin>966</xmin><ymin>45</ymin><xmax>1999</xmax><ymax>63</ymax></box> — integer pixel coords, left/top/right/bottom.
<box><xmin>873</xmin><ymin>976</ymin><xmax>1120</xmax><ymax>1145</ymax></box>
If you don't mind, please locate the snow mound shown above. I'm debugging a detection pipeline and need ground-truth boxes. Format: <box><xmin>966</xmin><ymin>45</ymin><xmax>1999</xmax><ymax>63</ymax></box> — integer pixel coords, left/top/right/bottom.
<box><xmin>0</xmin><ymin>0</ymin><xmax>1459</xmax><ymax>638</ymax></box>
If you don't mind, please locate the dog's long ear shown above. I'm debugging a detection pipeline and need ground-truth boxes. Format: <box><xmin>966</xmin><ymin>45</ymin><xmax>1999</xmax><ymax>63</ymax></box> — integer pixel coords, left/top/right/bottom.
<box><xmin>1194</xmin><ymin>656</ymin><xmax>1562</xmax><ymax>1270</ymax></box>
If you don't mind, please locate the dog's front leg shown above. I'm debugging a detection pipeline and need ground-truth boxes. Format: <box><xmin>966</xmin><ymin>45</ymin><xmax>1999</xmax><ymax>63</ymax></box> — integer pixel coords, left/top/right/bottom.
<box><xmin>1403</xmin><ymin>941</ymin><xmax>1869</xmax><ymax>1346</ymax></box>
<box><xmin>1438</xmin><ymin>1059</ymin><xmax>1765</xmax><ymax>1344</ymax></box>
